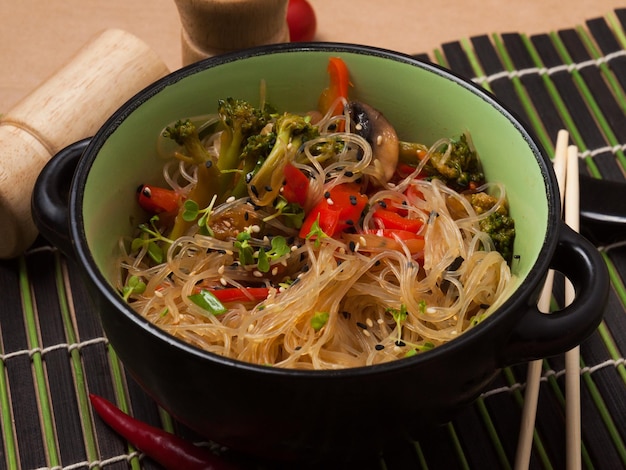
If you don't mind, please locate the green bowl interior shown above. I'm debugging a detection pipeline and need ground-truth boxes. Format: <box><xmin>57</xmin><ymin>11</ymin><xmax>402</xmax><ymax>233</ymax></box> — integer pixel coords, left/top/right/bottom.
<box><xmin>82</xmin><ymin>47</ymin><xmax>549</xmax><ymax>303</ymax></box>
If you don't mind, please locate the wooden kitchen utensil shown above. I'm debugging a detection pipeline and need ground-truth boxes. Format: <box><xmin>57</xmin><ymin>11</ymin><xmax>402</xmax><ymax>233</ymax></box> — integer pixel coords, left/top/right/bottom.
<box><xmin>172</xmin><ymin>0</ymin><xmax>290</xmax><ymax>65</ymax></box>
<box><xmin>0</xmin><ymin>28</ymin><xmax>169</xmax><ymax>259</ymax></box>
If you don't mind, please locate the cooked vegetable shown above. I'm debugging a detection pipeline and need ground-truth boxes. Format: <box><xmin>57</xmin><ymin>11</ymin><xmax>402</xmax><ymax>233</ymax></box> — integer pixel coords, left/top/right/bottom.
<box><xmin>299</xmin><ymin>183</ymin><xmax>368</xmax><ymax>239</ymax></box>
<box><xmin>248</xmin><ymin>112</ymin><xmax>318</xmax><ymax>206</ymax></box>
<box><xmin>137</xmin><ymin>184</ymin><xmax>181</xmax><ymax>214</ymax></box>
<box><xmin>318</xmin><ymin>57</ymin><xmax>351</xmax><ymax>120</ymax></box>
<box><xmin>162</xmin><ymin>119</ymin><xmax>222</xmax><ymax>240</ymax></box>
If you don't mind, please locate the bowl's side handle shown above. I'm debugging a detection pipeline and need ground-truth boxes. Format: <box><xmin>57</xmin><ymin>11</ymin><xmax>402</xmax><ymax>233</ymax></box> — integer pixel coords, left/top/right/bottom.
<box><xmin>31</xmin><ymin>139</ymin><xmax>91</xmax><ymax>258</ymax></box>
<box><xmin>500</xmin><ymin>222</ymin><xmax>609</xmax><ymax>366</ymax></box>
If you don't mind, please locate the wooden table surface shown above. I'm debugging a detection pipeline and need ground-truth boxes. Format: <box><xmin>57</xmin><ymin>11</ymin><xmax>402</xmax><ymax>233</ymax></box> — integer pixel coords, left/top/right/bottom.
<box><xmin>2</xmin><ymin>0</ymin><xmax>626</xmax><ymax>112</ymax></box>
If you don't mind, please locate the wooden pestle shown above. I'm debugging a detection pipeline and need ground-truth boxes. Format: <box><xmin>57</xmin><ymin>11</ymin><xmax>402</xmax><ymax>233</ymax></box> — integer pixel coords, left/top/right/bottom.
<box><xmin>172</xmin><ymin>0</ymin><xmax>290</xmax><ymax>65</ymax></box>
<box><xmin>0</xmin><ymin>29</ymin><xmax>169</xmax><ymax>259</ymax></box>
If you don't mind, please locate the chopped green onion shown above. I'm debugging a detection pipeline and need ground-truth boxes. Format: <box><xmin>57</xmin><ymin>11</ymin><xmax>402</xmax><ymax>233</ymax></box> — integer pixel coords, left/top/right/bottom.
<box><xmin>188</xmin><ymin>289</ymin><xmax>228</xmax><ymax>315</ymax></box>
<box><xmin>311</xmin><ymin>311</ymin><xmax>329</xmax><ymax>331</ymax></box>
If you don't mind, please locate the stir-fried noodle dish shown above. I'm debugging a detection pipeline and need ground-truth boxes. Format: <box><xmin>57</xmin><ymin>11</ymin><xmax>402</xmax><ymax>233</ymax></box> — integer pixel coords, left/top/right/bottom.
<box><xmin>118</xmin><ymin>58</ymin><xmax>516</xmax><ymax>369</ymax></box>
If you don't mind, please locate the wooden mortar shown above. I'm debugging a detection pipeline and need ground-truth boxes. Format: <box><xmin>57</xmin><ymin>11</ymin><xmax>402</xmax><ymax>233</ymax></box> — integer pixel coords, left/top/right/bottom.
<box><xmin>172</xmin><ymin>0</ymin><xmax>290</xmax><ymax>65</ymax></box>
<box><xmin>0</xmin><ymin>28</ymin><xmax>169</xmax><ymax>259</ymax></box>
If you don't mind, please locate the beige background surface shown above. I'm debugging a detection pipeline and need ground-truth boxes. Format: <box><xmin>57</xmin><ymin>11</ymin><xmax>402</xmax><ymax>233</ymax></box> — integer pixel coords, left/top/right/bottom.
<box><xmin>1</xmin><ymin>0</ymin><xmax>626</xmax><ymax>111</ymax></box>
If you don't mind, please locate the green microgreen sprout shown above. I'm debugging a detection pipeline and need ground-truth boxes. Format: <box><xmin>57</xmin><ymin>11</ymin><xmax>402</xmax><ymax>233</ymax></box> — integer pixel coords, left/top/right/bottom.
<box><xmin>130</xmin><ymin>215</ymin><xmax>173</xmax><ymax>264</ymax></box>
<box><xmin>386</xmin><ymin>303</ymin><xmax>408</xmax><ymax>342</ymax></box>
<box><xmin>256</xmin><ymin>236</ymin><xmax>290</xmax><ymax>273</ymax></box>
<box><xmin>122</xmin><ymin>275</ymin><xmax>146</xmax><ymax>301</ymax></box>
<box><xmin>311</xmin><ymin>311</ymin><xmax>330</xmax><ymax>332</ymax></box>
<box><xmin>234</xmin><ymin>231</ymin><xmax>255</xmax><ymax>266</ymax></box>
<box><xmin>181</xmin><ymin>194</ymin><xmax>218</xmax><ymax>236</ymax></box>
<box><xmin>263</xmin><ymin>196</ymin><xmax>305</xmax><ymax>229</ymax></box>
<box><xmin>305</xmin><ymin>216</ymin><xmax>328</xmax><ymax>248</ymax></box>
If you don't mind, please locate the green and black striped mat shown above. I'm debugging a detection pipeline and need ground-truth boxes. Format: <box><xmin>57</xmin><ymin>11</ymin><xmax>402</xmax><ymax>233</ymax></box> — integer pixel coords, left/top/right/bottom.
<box><xmin>3</xmin><ymin>9</ymin><xmax>626</xmax><ymax>470</ymax></box>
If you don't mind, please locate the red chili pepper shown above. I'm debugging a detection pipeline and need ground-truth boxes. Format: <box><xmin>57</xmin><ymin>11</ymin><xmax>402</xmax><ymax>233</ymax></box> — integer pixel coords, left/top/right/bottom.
<box><xmin>318</xmin><ymin>57</ymin><xmax>351</xmax><ymax>120</ymax></box>
<box><xmin>89</xmin><ymin>394</ymin><xmax>239</xmax><ymax>470</ymax></box>
<box><xmin>281</xmin><ymin>163</ymin><xmax>309</xmax><ymax>206</ymax></box>
<box><xmin>137</xmin><ymin>184</ymin><xmax>181</xmax><ymax>214</ymax></box>
<box><xmin>299</xmin><ymin>183</ymin><xmax>368</xmax><ymax>239</ymax></box>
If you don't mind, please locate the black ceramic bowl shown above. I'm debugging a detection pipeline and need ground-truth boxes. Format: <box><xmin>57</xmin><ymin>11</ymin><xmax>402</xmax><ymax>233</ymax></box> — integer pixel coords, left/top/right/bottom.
<box><xmin>32</xmin><ymin>43</ymin><xmax>608</xmax><ymax>462</ymax></box>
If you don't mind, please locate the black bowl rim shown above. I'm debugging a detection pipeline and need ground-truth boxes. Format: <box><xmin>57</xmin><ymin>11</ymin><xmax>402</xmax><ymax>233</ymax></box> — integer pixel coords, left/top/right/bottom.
<box><xmin>69</xmin><ymin>41</ymin><xmax>560</xmax><ymax>378</ymax></box>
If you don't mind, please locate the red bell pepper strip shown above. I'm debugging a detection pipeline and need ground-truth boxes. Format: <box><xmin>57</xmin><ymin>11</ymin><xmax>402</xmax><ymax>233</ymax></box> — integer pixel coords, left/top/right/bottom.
<box><xmin>89</xmin><ymin>394</ymin><xmax>239</xmax><ymax>470</ymax></box>
<box><xmin>210</xmin><ymin>287</ymin><xmax>270</xmax><ymax>303</ymax></box>
<box><xmin>318</xmin><ymin>57</ymin><xmax>351</xmax><ymax>119</ymax></box>
<box><xmin>373</xmin><ymin>207</ymin><xmax>424</xmax><ymax>233</ymax></box>
<box><xmin>299</xmin><ymin>183</ymin><xmax>368</xmax><ymax>239</ymax></box>
<box><xmin>281</xmin><ymin>163</ymin><xmax>309</xmax><ymax>206</ymax></box>
<box><xmin>137</xmin><ymin>184</ymin><xmax>181</xmax><ymax>214</ymax></box>
<box><xmin>345</xmin><ymin>229</ymin><xmax>425</xmax><ymax>254</ymax></box>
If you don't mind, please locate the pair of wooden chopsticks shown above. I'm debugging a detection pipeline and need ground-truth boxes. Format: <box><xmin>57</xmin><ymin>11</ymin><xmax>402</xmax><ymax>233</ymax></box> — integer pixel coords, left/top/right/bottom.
<box><xmin>514</xmin><ymin>129</ymin><xmax>581</xmax><ymax>470</ymax></box>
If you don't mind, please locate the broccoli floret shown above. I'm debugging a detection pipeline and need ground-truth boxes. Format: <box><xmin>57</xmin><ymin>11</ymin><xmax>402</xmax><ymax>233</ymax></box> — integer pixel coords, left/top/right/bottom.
<box><xmin>230</xmin><ymin>132</ymin><xmax>277</xmax><ymax>198</ymax></box>
<box><xmin>162</xmin><ymin>120</ymin><xmax>222</xmax><ymax>240</ymax></box>
<box><xmin>248</xmin><ymin>112</ymin><xmax>319</xmax><ymax>206</ymax></box>
<box><xmin>216</xmin><ymin>98</ymin><xmax>276</xmax><ymax>194</ymax></box>
<box><xmin>307</xmin><ymin>136</ymin><xmax>346</xmax><ymax>163</ymax></box>
<box><xmin>480</xmin><ymin>211</ymin><xmax>515</xmax><ymax>263</ymax></box>
<box><xmin>162</xmin><ymin>119</ymin><xmax>216</xmax><ymax>167</ymax></box>
<box><xmin>469</xmin><ymin>193</ymin><xmax>515</xmax><ymax>263</ymax></box>
<box><xmin>425</xmin><ymin>133</ymin><xmax>485</xmax><ymax>190</ymax></box>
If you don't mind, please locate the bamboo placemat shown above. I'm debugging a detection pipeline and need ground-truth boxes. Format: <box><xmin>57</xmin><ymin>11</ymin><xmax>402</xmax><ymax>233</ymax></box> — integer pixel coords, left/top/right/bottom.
<box><xmin>3</xmin><ymin>9</ymin><xmax>626</xmax><ymax>470</ymax></box>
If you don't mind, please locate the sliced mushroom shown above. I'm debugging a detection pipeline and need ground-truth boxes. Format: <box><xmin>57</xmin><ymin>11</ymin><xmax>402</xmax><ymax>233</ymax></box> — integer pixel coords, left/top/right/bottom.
<box><xmin>348</xmin><ymin>101</ymin><xmax>399</xmax><ymax>185</ymax></box>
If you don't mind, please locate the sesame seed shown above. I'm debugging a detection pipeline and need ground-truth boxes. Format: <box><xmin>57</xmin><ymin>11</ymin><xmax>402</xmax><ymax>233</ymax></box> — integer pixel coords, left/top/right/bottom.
<box><xmin>327</xmin><ymin>198</ymin><xmax>334</xmax><ymax>205</ymax></box>
<box><xmin>349</xmin><ymin>195</ymin><xmax>358</xmax><ymax>205</ymax></box>
<box><xmin>355</xmin><ymin>123</ymin><xmax>363</xmax><ymax>131</ymax></box>
<box><xmin>244</xmin><ymin>212</ymin><xmax>249</xmax><ymax>221</ymax></box>
<box><xmin>142</xmin><ymin>186</ymin><xmax>152</xmax><ymax>198</ymax></box>
<box><xmin>324</xmin><ymin>191</ymin><xmax>331</xmax><ymax>198</ymax></box>
<box><xmin>291</xmin><ymin>245</ymin><xmax>299</xmax><ymax>252</ymax></box>
<box><xmin>377</xmin><ymin>318</ymin><xmax>384</xmax><ymax>325</ymax></box>
<box><xmin>253</xmin><ymin>270</ymin><xmax>263</xmax><ymax>277</ymax></box>
<box><xmin>271</xmin><ymin>267</ymin><xmax>279</xmax><ymax>276</ymax></box>
<box><xmin>265</xmin><ymin>185</ymin><xmax>273</xmax><ymax>192</ymax></box>
<box><xmin>375</xmin><ymin>344</ymin><xmax>385</xmax><ymax>351</ymax></box>
<box><xmin>250</xmin><ymin>225</ymin><xmax>261</xmax><ymax>233</ymax></box>
<box><xmin>223</xmin><ymin>220</ymin><xmax>232</xmax><ymax>228</ymax></box>
<box><xmin>359</xmin><ymin>236</ymin><xmax>367</xmax><ymax>246</ymax></box>
<box><xmin>154</xmin><ymin>290</ymin><xmax>163</xmax><ymax>298</ymax></box>
<box><xmin>287</xmin><ymin>142</ymin><xmax>293</xmax><ymax>150</ymax></box>
<box><xmin>205</xmin><ymin>160</ymin><xmax>213</xmax><ymax>168</ymax></box>
<box><xmin>348</xmin><ymin>241</ymin><xmax>356</xmax><ymax>252</ymax></box>
<box><xmin>366</xmin><ymin>318</ymin><xmax>374</xmax><ymax>328</ymax></box>
<box><xmin>344</xmin><ymin>171</ymin><xmax>353</xmax><ymax>177</ymax></box>
<box><xmin>376</xmin><ymin>135</ymin><xmax>383</xmax><ymax>145</ymax></box>
<box><xmin>218</xmin><ymin>265</ymin><xmax>225</xmax><ymax>275</ymax></box>
<box><xmin>356</xmin><ymin>321</ymin><xmax>368</xmax><ymax>329</ymax></box>
<box><xmin>426</xmin><ymin>307</ymin><xmax>436</xmax><ymax>314</ymax></box>
<box><xmin>295</xmin><ymin>345</ymin><xmax>302</xmax><ymax>351</ymax></box>
<box><xmin>395</xmin><ymin>340</ymin><xmax>406</xmax><ymax>347</ymax></box>
<box><xmin>250</xmin><ymin>185</ymin><xmax>259</xmax><ymax>197</ymax></box>
<box><xmin>247</xmin><ymin>324</ymin><xmax>255</xmax><ymax>332</ymax></box>
<box><xmin>378</xmin><ymin>200</ymin><xmax>387</xmax><ymax>208</ymax></box>
<box><xmin>226</xmin><ymin>196</ymin><xmax>236</xmax><ymax>203</ymax></box>
<box><xmin>362</xmin><ymin>330</ymin><xmax>371</xmax><ymax>337</ymax></box>
<box><xmin>220</xmin><ymin>277</ymin><xmax>228</xmax><ymax>286</ymax></box>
